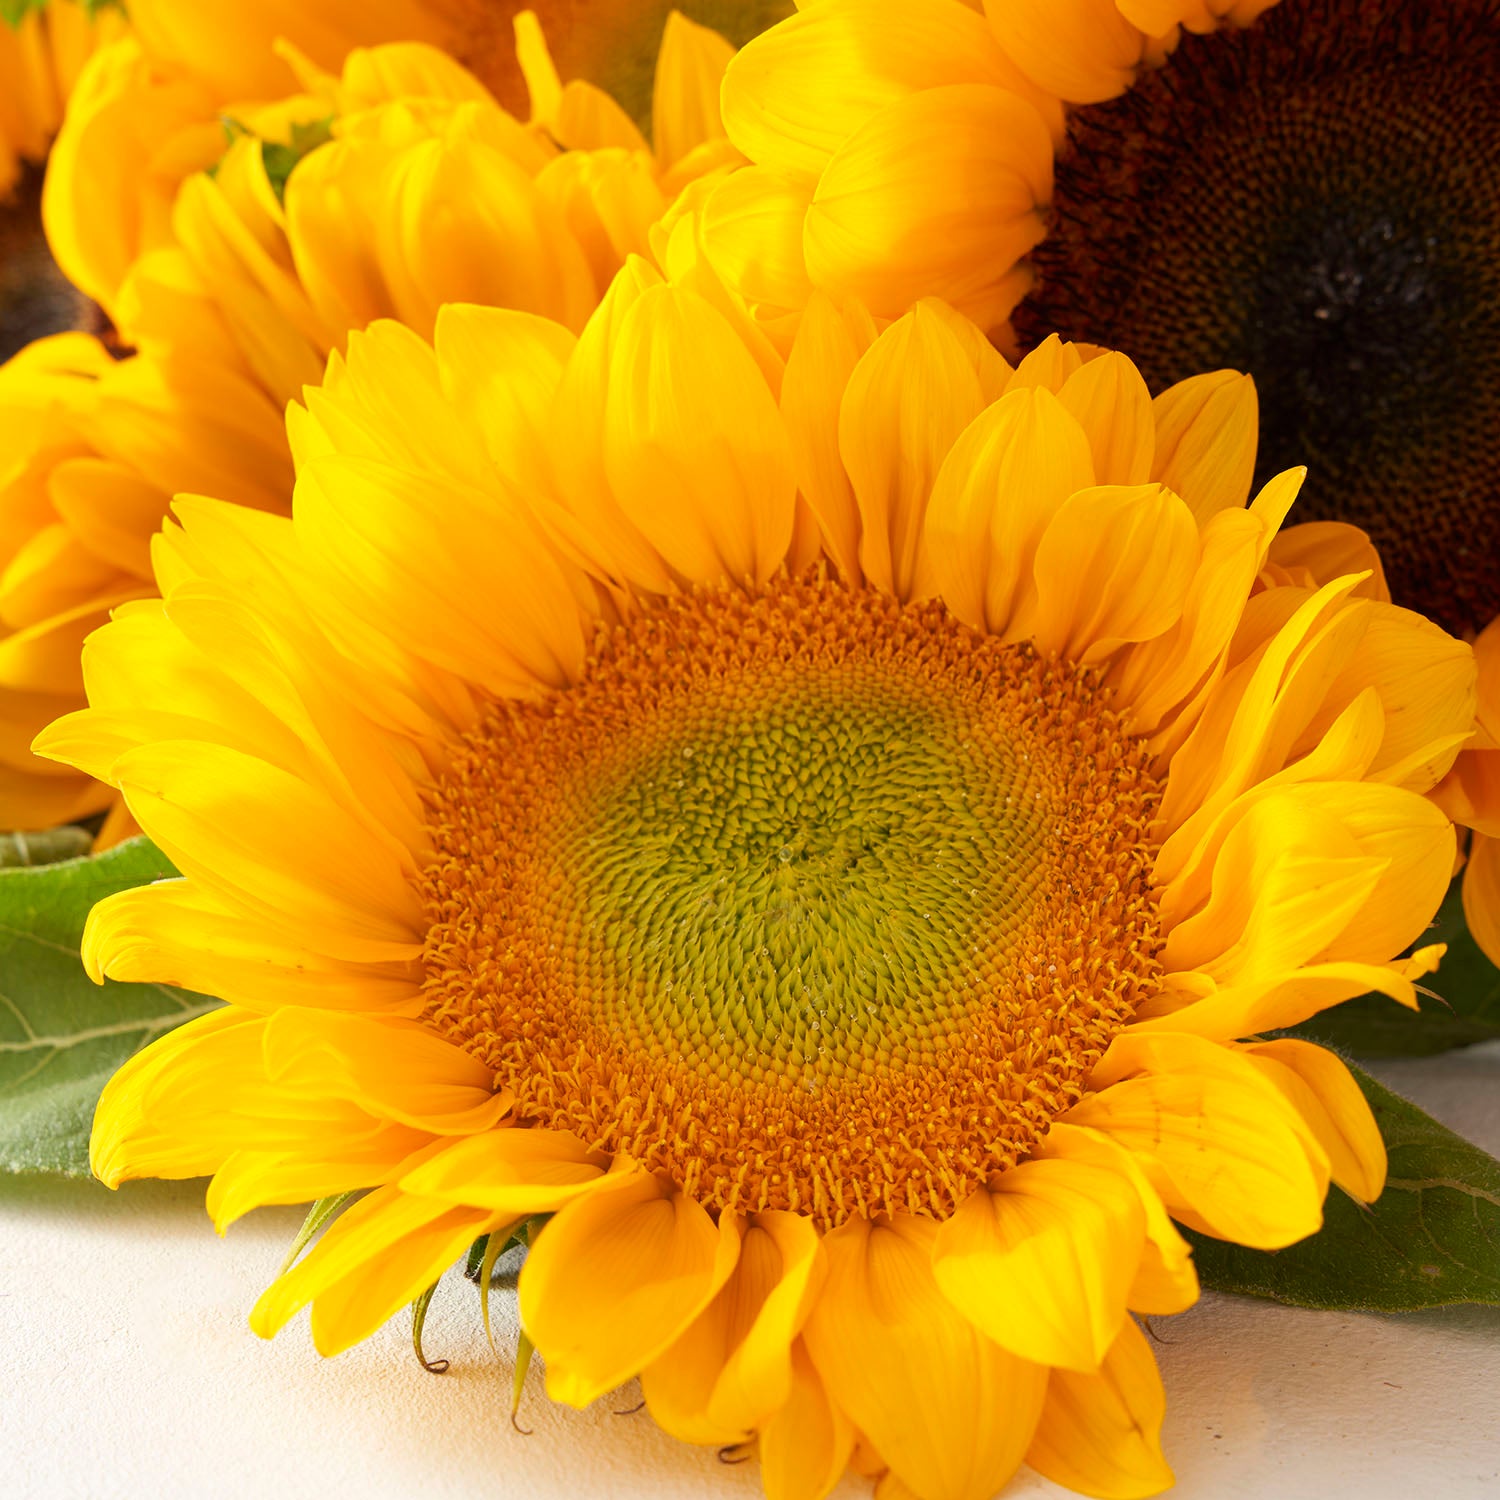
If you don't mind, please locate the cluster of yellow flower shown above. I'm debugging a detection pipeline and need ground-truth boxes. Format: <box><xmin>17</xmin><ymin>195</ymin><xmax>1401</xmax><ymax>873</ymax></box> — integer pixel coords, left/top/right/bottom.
<box><xmin>2</xmin><ymin>0</ymin><xmax>1496</xmax><ymax>1497</ymax></box>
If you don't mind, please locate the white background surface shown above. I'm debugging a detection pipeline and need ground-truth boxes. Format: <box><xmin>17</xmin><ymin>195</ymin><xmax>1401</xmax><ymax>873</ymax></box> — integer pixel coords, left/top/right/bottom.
<box><xmin>6</xmin><ymin>1046</ymin><xmax>1500</xmax><ymax>1500</ymax></box>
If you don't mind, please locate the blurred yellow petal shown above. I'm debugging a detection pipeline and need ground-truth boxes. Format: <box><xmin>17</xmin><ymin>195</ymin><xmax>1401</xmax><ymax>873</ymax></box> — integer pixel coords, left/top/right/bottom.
<box><xmin>1266</xmin><ymin>521</ymin><xmax>1391</xmax><ymax>601</ymax></box>
<box><xmin>653</xmin><ymin>11</ymin><xmax>735</xmax><ymax>172</ymax></box>
<box><xmin>806</xmin><ymin>84</ymin><xmax>1052</xmax><ymax>331</ymax></box>
<box><xmin>1465</xmin><ymin>834</ymin><xmax>1500</xmax><ymax>964</ymax></box>
<box><xmin>983</xmin><ymin>0</ymin><xmax>1159</xmax><ymax>103</ymax></box>
<box><xmin>722</xmin><ymin>0</ymin><xmax>1061</xmax><ymax>179</ymax></box>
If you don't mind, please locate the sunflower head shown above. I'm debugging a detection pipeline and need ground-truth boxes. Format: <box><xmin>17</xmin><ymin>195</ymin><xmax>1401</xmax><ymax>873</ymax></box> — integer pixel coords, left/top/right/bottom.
<box><xmin>39</xmin><ymin>273</ymin><xmax>1475</xmax><ymax>1500</ymax></box>
<box><xmin>1012</xmin><ymin>0</ymin><xmax>1500</xmax><ymax>644</ymax></box>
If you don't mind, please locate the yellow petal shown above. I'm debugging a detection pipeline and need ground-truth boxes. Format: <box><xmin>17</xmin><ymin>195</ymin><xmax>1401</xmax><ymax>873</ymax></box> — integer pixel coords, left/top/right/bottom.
<box><xmin>1025</xmin><ymin>1317</ymin><xmax>1174</xmax><ymax>1500</ymax></box>
<box><xmin>1466</xmin><ymin>834</ymin><xmax>1500</xmax><ymax>965</ymax></box>
<box><xmin>520</xmin><ymin>1172</ymin><xmax>743</xmax><ymax>1408</ymax></box>
<box><xmin>708</xmin><ymin>1211</ymin><xmax>826</xmax><ymax>1432</ymax></box>
<box><xmin>603</xmin><ymin>283</ymin><xmax>796</xmax><ymax>585</ymax></box>
<box><xmin>1242</xmin><ymin>1039</ymin><xmax>1386</xmax><ymax>1203</ymax></box>
<box><xmin>653</xmin><ymin>11</ymin><xmax>735</xmax><ymax>172</ymax></box>
<box><xmin>1108</xmin><ymin>505</ymin><xmax>1269</xmax><ymax>740</ymax></box>
<box><xmin>1029</xmin><ymin>483</ymin><xmax>1200</xmax><ymax>662</ymax></box>
<box><xmin>804</xmin><ymin>1214</ymin><xmax>1048</xmax><ymax>1500</ymax></box>
<box><xmin>932</xmin><ymin>1159</ymin><xmax>1145</xmax><ymax>1371</ymax></box>
<box><xmin>107</xmin><ymin>741</ymin><xmax>424</xmax><ymax>966</ymax></box>
<box><xmin>1005</xmin><ymin>332</ymin><xmax>1087</xmax><ymax>395</ymax></box>
<box><xmin>984</xmin><ymin>0</ymin><xmax>1156</xmax><ymax>103</ymax></box>
<box><xmin>780</xmin><ymin>290</ymin><xmax>879</xmax><ymax>579</ymax></box>
<box><xmin>1038</xmin><ymin>1123</ymin><xmax>1199</xmax><ymax>1318</ymax></box>
<box><xmin>722</xmin><ymin>0</ymin><xmax>1062</xmax><ymax>179</ymax></box>
<box><xmin>250</xmin><ymin>1177</ymin><xmax>498</xmax><ymax>1356</ymax></box>
<box><xmin>1056</xmin><ymin>351</ymin><xmax>1155</xmax><ymax>486</ymax></box>
<box><xmin>1164</xmin><ymin>782</ymin><xmax>1456</xmax><ymax>983</ymax></box>
<box><xmin>73</xmin><ymin>877</ymin><xmax>421</xmax><ymax>1012</ymax></box>
<box><xmin>701</xmin><ymin>165</ymin><xmax>815</xmax><ymax>312</ymax></box>
<box><xmin>261</xmin><ymin>1009</ymin><xmax>508</xmax><ymax>1135</ymax></box>
<box><xmin>760</xmin><ymin>1341</ymin><xmax>856</xmax><ymax>1500</ymax></box>
<box><xmin>1068</xmin><ymin>1032</ymin><xmax>1329</xmax><ymax>1249</ymax></box>
<box><xmin>921</xmin><ymin>385</ymin><xmax>1095</xmax><ymax>634</ymax></box>
<box><xmin>397</xmin><ymin>1127</ymin><xmax>610</xmax><ymax>1213</ymax></box>
<box><xmin>645</xmin><ymin>1211</ymin><xmax>821</xmax><ymax>1445</ymax></box>
<box><xmin>294</xmin><ymin>455</ymin><xmax>587</xmax><ymax>694</ymax></box>
<box><xmin>839</xmin><ymin>300</ymin><xmax>993</xmax><ymax>598</ymax></box>
<box><xmin>806</xmin><ymin>84</ymin><xmax>1052</xmax><ymax>331</ymax></box>
<box><xmin>1265</xmin><ymin>521</ymin><xmax>1390</xmax><ymax>602</ymax></box>
<box><xmin>1150</xmin><ymin>369</ymin><xmax>1258</xmax><ymax>523</ymax></box>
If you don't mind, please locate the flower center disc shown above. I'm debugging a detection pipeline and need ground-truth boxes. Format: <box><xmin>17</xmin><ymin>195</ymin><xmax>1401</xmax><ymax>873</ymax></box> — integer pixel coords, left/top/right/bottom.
<box><xmin>1013</xmin><ymin>0</ymin><xmax>1500</xmax><ymax>637</ymax></box>
<box><xmin>421</xmin><ymin>577</ymin><xmax>1162</xmax><ymax>1225</ymax></box>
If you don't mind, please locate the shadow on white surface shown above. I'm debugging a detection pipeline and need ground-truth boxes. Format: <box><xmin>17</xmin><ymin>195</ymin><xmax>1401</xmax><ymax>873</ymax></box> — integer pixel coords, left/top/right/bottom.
<box><xmin>4</xmin><ymin>1047</ymin><xmax>1499</xmax><ymax>1499</ymax></box>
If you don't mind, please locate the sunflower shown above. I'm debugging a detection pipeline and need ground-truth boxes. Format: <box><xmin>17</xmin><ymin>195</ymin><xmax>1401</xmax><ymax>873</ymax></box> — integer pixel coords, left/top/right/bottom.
<box><xmin>712</xmin><ymin>0</ymin><xmax>1500</xmax><ymax>961</ymax></box>
<box><xmin>38</xmin><ymin>272</ymin><xmax>1474</xmax><ymax>1500</ymax></box>
<box><xmin>0</xmin><ymin>12</ymin><xmax>738</xmax><ymax>834</ymax></box>
<box><xmin>0</xmin><ymin>0</ymin><xmax>128</xmax><ymax>362</ymax></box>
<box><xmin>45</xmin><ymin>12</ymin><xmax>740</xmax><ymax>353</ymax></box>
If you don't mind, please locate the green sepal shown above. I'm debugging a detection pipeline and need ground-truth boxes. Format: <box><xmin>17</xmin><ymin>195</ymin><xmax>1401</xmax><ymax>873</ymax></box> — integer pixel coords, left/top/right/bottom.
<box><xmin>411</xmin><ymin>1282</ymin><xmax>449</xmax><ymax>1374</ymax></box>
<box><xmin>278</xmin><ymin>1191</ymin><xmax>360</xmax><ymax>1276</ymax></box>
<box><xmin>511</xmin><ymin>1328</ymin><xmax>536</xmax><ymax>1432</ymax></box>
<box><xmin>1189</xmin><ymin>1065</ymin><xmax>1500</xmax><ymax>1310</ymax></box>
<box><xmin>1290</xmin><ymin>877</ymin><xmax>1500</xmax><ymax>1057</ymax></box>
<box><xmin>0</xmin><ymin>836</ymin><xmax>218</xmax><ymax>1176</ymax></box>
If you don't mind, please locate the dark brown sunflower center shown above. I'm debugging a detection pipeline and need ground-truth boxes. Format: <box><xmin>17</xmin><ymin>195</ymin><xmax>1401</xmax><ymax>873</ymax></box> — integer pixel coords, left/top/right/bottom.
<box><xmin>418</xmin><ymin>575</ymin><xmax>1163</xmax><ymax>1227</ymax></box>
<box><xmin>1014</xmin><ymin>0</ymin><xmax>1500</xmax><ymax>637</ymax></box>
<box><xmin>0</xmin><ymin>163</ymin><xmax>101</xmax><ymax>364</ymax></box>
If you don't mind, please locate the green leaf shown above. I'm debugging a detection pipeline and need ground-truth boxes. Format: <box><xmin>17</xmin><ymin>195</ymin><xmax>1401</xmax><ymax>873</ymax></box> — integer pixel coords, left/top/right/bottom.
<box><xmin>1291</xmin><ymin>877</ymin><xmax>1500</xmax><ymax>1057</ymax></box>
<box><xmin>0</xmin><ymin>837</ymin><xmax>219</xmax><ymax>1176</ymax></box>
<box><xmin>1188</xmin><ymin>1065</ymin><xmax>1500</xmax><ymax>1310</ymax></box>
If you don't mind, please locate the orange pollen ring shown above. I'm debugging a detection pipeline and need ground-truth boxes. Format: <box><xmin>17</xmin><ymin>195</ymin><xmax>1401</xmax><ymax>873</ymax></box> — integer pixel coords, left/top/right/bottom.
<box><xmin>419</xmin><ymin>573</ymin><xmax>1165</xmax><ymax>1227</ymax></box>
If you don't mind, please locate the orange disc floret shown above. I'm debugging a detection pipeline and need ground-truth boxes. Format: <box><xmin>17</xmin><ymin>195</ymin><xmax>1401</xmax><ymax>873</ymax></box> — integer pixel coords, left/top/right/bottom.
<box><xmin>421</xmin><ymin>572</ymin><xmax>1163</xmax><ymax>1226</ymax></box>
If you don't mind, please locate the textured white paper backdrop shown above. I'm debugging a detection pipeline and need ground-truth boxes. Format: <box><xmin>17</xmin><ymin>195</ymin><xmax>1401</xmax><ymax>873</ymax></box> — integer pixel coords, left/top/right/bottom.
<box><xmin>6</xmin><ymin>1045</ymin><xmax>1500</xmax><ymax>1500</ymax></box>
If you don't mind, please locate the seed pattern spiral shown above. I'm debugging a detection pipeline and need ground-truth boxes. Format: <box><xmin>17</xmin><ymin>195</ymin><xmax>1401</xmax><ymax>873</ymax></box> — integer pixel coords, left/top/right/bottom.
<box><xmin>420</xmin><ymin>575</ymin><xmax>1163</xmax><ymax>1225</ymax></box>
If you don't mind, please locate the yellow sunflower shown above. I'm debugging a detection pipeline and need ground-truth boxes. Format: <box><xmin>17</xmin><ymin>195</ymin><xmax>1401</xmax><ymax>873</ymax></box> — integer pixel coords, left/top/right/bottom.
<box><xmin>45</xmin><ymin>12</ymin><xmax>739</xmax><ymax>350</ymax></box>
<box><xmin>0</xmin><ymin>12</ymin><xmax>737</xmax><ymax>834</ymax></box>
<box><xmin>712</xmin><ymin>0</ymin><xmax>1500</xmax><ymax>962</ymax></box>
<box><xmin>39</xmin><ymin>272</ymin><xmax>1474</xmax><ymax>1500</ymax></box>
